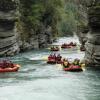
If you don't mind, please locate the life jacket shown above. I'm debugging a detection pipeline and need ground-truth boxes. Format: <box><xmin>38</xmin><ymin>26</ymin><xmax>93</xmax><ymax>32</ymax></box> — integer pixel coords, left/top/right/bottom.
<box><xmin>48</xmin><ymin>55</ymin><xmax>52</xmax><ymax>60</ymax></box>
<box><xmin>73</xmin><ymin>61</ymin><xmax>79</xmax><ymax>65</ymax></box>
<box><xmin>48</xmin><ymin>55</ymin><xmax>56</xmax><ymax>61</ymax></box>
<box><xmin>56</xmin><ymin>56</ymin><xmax>62</xmax><ymax>61</ymax></box>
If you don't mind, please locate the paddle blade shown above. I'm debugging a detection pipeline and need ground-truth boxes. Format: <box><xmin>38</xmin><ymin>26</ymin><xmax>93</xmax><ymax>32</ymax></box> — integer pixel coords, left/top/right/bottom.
<box><xmin>42</xmin><ymin>56</ymin><xmax>48</xmax><ymax>61</ymax></box>
<box><xmin>56</xmin><ymin>64</ymin><xmax>63</xmax><ymax>70</ymax></box>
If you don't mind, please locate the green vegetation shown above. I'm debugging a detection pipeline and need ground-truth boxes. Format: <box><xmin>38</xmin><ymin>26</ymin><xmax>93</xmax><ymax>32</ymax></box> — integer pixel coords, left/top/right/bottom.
<box><xmin>19</xmin><ymin>0</ymin><xmax>86</xmax><ymax>38</ymax></box>
<box><xmin>58</xmin><ymin>1</ymin><xmax>78</xmax><ymax>35</ymax></box>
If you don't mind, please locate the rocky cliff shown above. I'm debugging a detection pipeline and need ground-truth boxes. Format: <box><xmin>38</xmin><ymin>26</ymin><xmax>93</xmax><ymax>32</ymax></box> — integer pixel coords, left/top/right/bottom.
<box><xmin>75</xmin><ymin>0</ymin><xmax>88</xmax><ymax>49</ymax></box>
<box><xmin>75</xmin><ymin>0</ymin><xmax>100</xmax><ymax>66</ymax></box>
<box><xmin>17</xmin><ymin>0</ymin><xmax>57</xmax><ymax>51</ymax></box>
<box><xmin>0</xmin><ymin>0</ymin><xmax>56</xmax><ymax>56</ymax></box>
<box><xmin>0</xmin><ymin>0</ymin><xmax>20</xmax><ymax>56</ymax></box>
<box><xmin>85</xmin><ymin>0</ymin><xmax>100</xmax><ymax>66</ymax></box>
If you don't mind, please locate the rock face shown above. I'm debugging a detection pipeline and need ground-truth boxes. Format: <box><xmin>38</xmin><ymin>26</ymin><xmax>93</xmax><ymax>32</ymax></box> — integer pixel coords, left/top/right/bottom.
<box><xmin>0</xmin><ymin>0</ymin><xmax>55</xmax><ymax>56</ymax></box>
<box><xmin>77</xmin><ymin>26</ymin><xmax>89</xmax><ymax>49</ymax></box>
<box><xmin>76</xmin><ymin>0</ymin><xmax>100</xmax><ymax>66</ymax></box>
<box><xmin>17</xmin><ymin>0</ymin><xmax>55</xmax><ymax>51</ymax></box>
<box><xmin>85</xmin><ymin>0</ymin><xmax>100</xmax><ymax>66</ymax></box>
<box><xmin>0</xmin><ymin>0</ymin><xmax>20</xmax><ymax>56</ymax></box>
<box><xmin>17</xmin><ymin>22</ymin><xmax>53</xmax><ymax>51</ymax></box>
<box><xmin>76</xmin><ymin>0</ymin><xmax>89</xmax><ymax>49</ymax></box>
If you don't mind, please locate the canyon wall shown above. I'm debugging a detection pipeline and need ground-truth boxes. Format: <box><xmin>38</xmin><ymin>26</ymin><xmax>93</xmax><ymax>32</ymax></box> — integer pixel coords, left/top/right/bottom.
<box><xmin>0</xmin><ymin>0</ymin><xmax>20</xmax><ymax>56</ymax></box>
<box><xmin>85</xmin><ymin>0</ymin><xmax>100</xmax><ymax>66</ymax></box>
<box><xmin>0</xmin><ymin>0</ymin><xmax>55</xmax><ymax>56</ymax></box>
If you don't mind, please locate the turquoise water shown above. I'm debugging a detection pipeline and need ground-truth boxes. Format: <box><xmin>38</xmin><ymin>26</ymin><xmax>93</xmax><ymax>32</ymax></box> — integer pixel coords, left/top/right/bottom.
<box><xmin>0</xmin><ymin>37</ymin><xmax>100</xmax><ymax>100</ymax></box>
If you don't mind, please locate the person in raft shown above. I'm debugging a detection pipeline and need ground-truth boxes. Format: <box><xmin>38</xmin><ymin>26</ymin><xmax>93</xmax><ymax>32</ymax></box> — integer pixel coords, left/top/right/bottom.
<box><xmin>62</xmin><ymin>58</ymin><xmax>70</xmax><ymax>68</ymax></box>
<box><xmin>48</xmin><ymin>53</ymin><xmax>56</xmax><ymax>61</ymax></box>
<box><xmin>56</xmin><ymin>54</ymin><xmax>62</xmax><ymax>61</ymax></box>
<box><xmin>73</xmin><ymin>59</ymin><xmax>80</xmax><ymax>66</ymax></box>
<box><xmin>48</xmin><ymin>54</ymin><xmax>54</xmax><ymax>60</ymax></box>
<box><xmin>51</xmin><ymin>46</ymin><xmax>55</xmax><ymax>49</ymax></box>
<box><xmin>0</xmin><ymin>60</ymin><xmax>14</xmax><ymax>68</ymax></box>
<box><xmin>53</xmin><ymin>53</ymin><xmax>56</xmax><ymax>60</ymax></box>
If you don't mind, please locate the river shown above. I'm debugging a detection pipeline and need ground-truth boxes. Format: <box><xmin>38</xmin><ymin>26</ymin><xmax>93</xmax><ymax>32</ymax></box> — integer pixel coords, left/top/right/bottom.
<box><xmin>0</xmin><ymin>37</ymin><xmax>100</xmax><ymax>100</ymax></box>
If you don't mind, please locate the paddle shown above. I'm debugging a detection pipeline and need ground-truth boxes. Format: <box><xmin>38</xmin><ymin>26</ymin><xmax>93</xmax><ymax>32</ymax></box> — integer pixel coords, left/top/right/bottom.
<box><xmin>41</xmin><ymin>56</ymin><xmax>48</xmax><ymax>61</ymax></box>
<box><xmin>46</xmin><ymin>47</ymin><xmax>51</xmax><ymax>50</ymax></box>
<box><xmin>29</xmin><ymin>56</ymin><xmax>48</xmax><ymax>61</ymax></box>
<box><xmin>81</xmin><ymin>64</ymin><xmax>86</xmax><ymax>71</ymax></box>
<box><xmin>56</xmin><ymin>64</ymin><xmax>63</xmax><ymax>70</ymax></box>
<box><xmin>82</xmin><ymin>67</ymin><xmax>85</xmax><ymax>71</ymax></box>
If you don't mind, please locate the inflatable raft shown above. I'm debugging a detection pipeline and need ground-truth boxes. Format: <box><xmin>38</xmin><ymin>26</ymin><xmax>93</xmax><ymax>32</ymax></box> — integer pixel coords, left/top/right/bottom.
<box><xmin>63</xmin><ymin>65</ymin><xmax>83</xmax><ymax>72</ymax></box>
<box><xmin>0</xmin><ymin>64</ymin><xmax>20</xmax><ymax>73</ymax></box>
